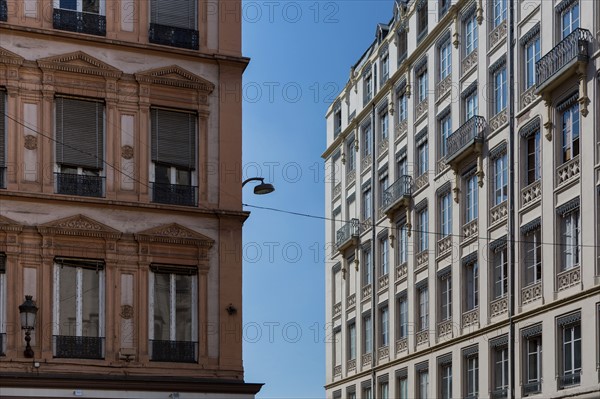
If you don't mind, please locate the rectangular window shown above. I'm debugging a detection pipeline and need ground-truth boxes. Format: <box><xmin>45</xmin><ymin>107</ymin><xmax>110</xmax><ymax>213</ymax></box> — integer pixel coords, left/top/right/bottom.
<box><xmin>440</xmin><ymin>364</ymin><xmax>452</xmax><ymax>399</ymax></box>
<box><xmin>493</xmin><ymin>346</ymin><xmax>509</xmax><ymax>395</ymax></box>
<box><xmin>561</xmin><ymin>209</ymin><xmax>580</xmax><ymax>271</ymax></box>
<box><xmin>417</xmin><ymin>140</ymin><xmax>429</xmax><ymax>177</ymax></box>
<box><xmin>348</xmin><ymin>322</ymin><xmax>356</xmax><ymax>360</ymax></box>
<box><xmin>53</xmin><ymin>258</ymin><xmax>105</xmax><ymax>359</ymax></box>
<box><xmin>363</xmin><ymin>247</ymin><xmax>372</xmax><ymax>285</ymax></box>
<box><xmin>465</xmin><ymin>91</ymin><xmax>478</xmax><ymax>121</ymax></box>
<box><xmin>418</xmin><ymin>70</ymin><xmax>429</xmax><ymax>103</ymax></box>
<box><xmin>397</xmin><ymin>295</ymin><xmax>408</xmax><ymax>339</ymax></box>
<box><xmin>380</xmin><ymin>306</ymin><xmax>389</xmax><ymax>347</ymax></box>
<box><xmin>562</xmin><ymin>102</ymin><xmax>580</xmax><ymax>163</ymax></box>
<box><xmin>380</xmin><ymin>236</ymin><xmax>389</xmax><ymax>275</ymax></box>
<box><xmin>440</xmin><ymin>191</ymin><xmax>452</xmax><ymax>237</ymax></box>
<box><xmin>560</xmin><ymin>319</ymin><xmax>582</xmax><ymax>387</ymax></box>
<box><xmin>363</xmin><ymin>386</ymin><xmax>372</xmax><ymax>399</ymax></box>
<box><xmin>151</xmin><ymin>107</ymin><xmax>197</xmax><ymax>206</ymax></box>
<box><xmin>363</xmin><ymin>124</ymin><xmax>373</xmax><ymax>158</ymax></box>
<box><xmin>439</xmin><ymin>273</ymin><xmax>452</xmax><ymax>321</ymax></box>
<box><xmin>380</xmin><ymin>111</ymin><xmax>389</xmax><ymax>141</ymax></box>
<box><xmin>494</xmin><ymin>67</ymin><xmax>507</xmax><ymax>114</ymax></box>
<box><xmin>398</xmin><ymin>92</ymin><xmax>408</xmax><ymax>122</ymax></box>
<box><xmin>418</xmin><ymin>285</ymin><xmax>429</xmax><ymax>331</ymax></box>
<box><xmin>397</xmin><ymin>374</ymin><xmax>408</xmax><ymax>399</ymax></box>
<box><xmin>149</xmin><ymin>265</ymin><xmax>198</xmax><ymax>363</ymax></box>
<box><xmin>417</xmin><ymin>2</ymin><xmax>428</xmax><ymax>41</ymax></box>
<box><xmin>465</xmin><ymin>173</ymin><xmax>478</xmax><ymax>223</ymax></box>
<box><xmin>381</xmin><ymin>54</ymin><xmax>389</xmax><ymax>84</ymax></box>
<box><xmin>364</xmin><ymin>74</ymin><xmax>373</xmax><ymax>104</ymax></box>
<box><xmin>379</xmin><ymin>381</ymin><xmax>389</xmax><ymax>399</ymax></box>
<box><xmin>494</xmin><ymin>152</ymin><xmax>508</xmax><ymax>206</ymax></box>
<box><xmin>379</xmin><ymin>172</ymin><xmax>389</xmax><ymax>210</ymax></box>
<box><xmin>524</xmin><ymin>334</ymin><xmax>542</xmax><ymax>395</ymax></box>
<box><xmin>439</xmin><ymin>0</ymin><xmax>450</xmax><ymax>18</ymax></box>
<box><xmin>492</xmin><ymin>0</ymin><xmax>507</xmax><ymax>28</ymax></box>
<box><xmin>363</xmin><ymin>314</ymin><xmax>372</xmax><ymax>354</ymax></box>
<box><xmin>398</xmin><ymin>31</ymin><xmax>408</xmax><ymax>63</ymax></box>
<box><xmin>418</xmin><ymin>369</ymin><xmax>429</xmax><ymax>399</ymax></box>
<box><xmin>334</xmin><ymin>330</ymin><xmax>341</xmax><ymax>368</ymax></box>
<box><xmin>465</xmin><ymin>261</ymin><xmax>479</xmax><ymax>311</ymax></box>
<box><xmin>465</xmin><ymin>354</ymin><xmax>479</xmax><ymax>398</ymax></box>
<box><xmin>0</xmin><ymin>253</ymin><xmax>6</xmax><ymax>356</ymax></box>
<box><xmin>333</xmin><ymin>267</ymin><xmax>342</xmax><ymax>305</ymax></box>
<box><xmin>465</xmin><ymin>14</ymin><xmax>478</xmax><ymax>55</ymax></box>
<box><xmin>418</xmin><ymin>207</ymin><xmax>429</xmax><ymax>252</ymax></box>
<box><xmin>561</xmin><ymin>1</ymin><xmax>580</xmax><ymax>39</ymax></box>
<box><xmin>525</xmin><ymin>36</ymin><xmax>541</xmax><ymax>89</ymax></box>
<box><xmin>334</xmin><ymin>109</ymin><xmax>342</xmax><ymax>137</ymax></box>
<box><xmin>0</xmin><ymin>89</ymin><xmax>5</xmax><ymax>189</ymax></box>
<box><xmin>526</xmin><ymin>129</ymin><xmax>541</xmax><ymax>184</ymax></box>
<box><xmin>493</xmin><ymin>247</ymin><xmax>508</xmax><ymax>299</ymax></box>
<box><xmin>439</xmin><ymin>42</ymin><xmax>452</xmax><ymax>80</ymax></box>
<box><xmin>53</xmin><ymin>0</ymin><xmax>106</xmax><ymax>35</ymax></box>
<box><xmin>440</xmin><ymin>114</ymin><xmax>452</xmax><ymax>158</ymax></box>
<box><xmin>396</xmin><ymin>220</ymin><xmax>408</xmax><ymax>265</ymax></box>
<box><xmin>149</xmin><ymin>0</ymin><xmax>199</xmax><ymax>49</ymax></box>
<box><xmin>346</xmin><ymin>138</ymin><xmax>356</xmax><ymax>172</ymax></box>
<box><xmin>55</xmin><ymin>96</ymin><xmax>105</xmax><ymax>198</ymax></box>
<box><xmin>363</xmin><ymin>186</ymin><xmax>372</xmax><ymax>221</ymax></box>
<box><xmin>524</xmin><ymin>228</ymin><xmax>542</xmax><ymax>285</ymax></box>
<box><xmin>396</xmin><ymin>153</ymin><xmax>407</xmax><ymax>178</ymax></box>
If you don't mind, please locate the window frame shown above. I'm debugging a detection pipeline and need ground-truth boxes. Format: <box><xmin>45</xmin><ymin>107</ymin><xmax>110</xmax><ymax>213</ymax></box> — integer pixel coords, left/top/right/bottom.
<box><xmin>418</xmin><ymin>285</ymin><xmax>429</xmax><ymax>331</ymax></box>
<box><xmin>379</xmin><ymin>305</ymin><xmax>389</xmax><ymax>347</ymax></box>
<box><xmin>348</xmin><ymin>321</ymin><xmax>357</xmax><ymax>361</ymax></box>
<box><xmin>54</xmin><ymin>0</ymin><xmax>106</xmax><ymax>14</ymax></box>
<box><xmin>465</xmin><ymin>91</ymin><xmax>478</xmax><ymax>121</ymax></box>
<box><xmin>440</xmin><ymin>362</ymin><xmax>452</xmax><ymax>399</ymax></box>
<box><xmin>492</xmin><ymin>246</ymin><xmax>508</xmax><ymax>299</ymax></box>
<box><xmin>417</xmin><ymin>207</ymin><xmax>429</xmax><ymax>252</ymax></box>
<box><xmin>397</xmin><ymin>294</ymin><xmax>408</xmax><ymax>339</ymax></box>
<box><xmin>561</xmin><ymin>1</ymin><xmax>580</xmax><ymax>39</ymax></box>
<box><xmin>525</xmin><ymin>129</ymin><xmax>541</xmax><ymax>184</ymax></box>
<box><xmin>465</xmin><ymin>260</ymin><xmax>479</xmax><ymax>311</ymax></box>
<box><xmin>465</xmin><ymin>173</ymin><xmax>479</xmax><ymax>224</ymax></box>
<box><xmin>465</xmin><ymin>353</ymin><xmax>479</xmax><ymax>398</ymax></box>
<box><xmin>561</xmin><ymin>102</ymin><xmax>580</xmax><ymax>163</ymax></box>
<box><xmin>493</xmin><ymin>151</ymin><xmax>508</xmax><ymax>206</ymax></box>
<box><xmin>439</xmin><ymin>190</ymin><xmax>452</xmax><ymax>237</ymax></box>
<box><xmin>379</xmin><ymin>235</ymin><xmax>389</xmax><ymax>276</ymax></box>
<box><xmin>493</xmin><ymin>66</ymin><xmax>507</xmax><ymax>115</ymax></box>
<box><xmin>492</xmin><ymin>0</ymin><xmax>507</xmax><ymax>28</ymax></box>
<box><xmin>560</xmin><ymin>208</ymin><xmax>581</xmax><ymax>271</ymax></box>
<box><xmin>524</xmin><ymin>35</ymin><xmax>541</xmax><ymax>90</ymax></box>
<box><xmin>363</xmin><ymin>313</ymin><xmax>373</xmax><ymax>355</ymax></box>
<box><xmin>464</xmin><ymin>13</ymin><xmax>478</xmax><ymax>56</ymax></box>
<box><xmin>439</xmin><ymin>272</ymin><xmax>452</xmax><ymax>322</ymax></box>
<box><xmin>523</xmin><ymin>227</ymin><xmax>542</xmax><ymax>286</ymax></box>
<box><xmin>493</xmin><ymin>345</ymin><xmax>509</xmax><ymax>393</ymax></box>
<box><xmin>439</xmin><ymin>40</ymin><xmax>452</xmax><ymax>80</ymax></box>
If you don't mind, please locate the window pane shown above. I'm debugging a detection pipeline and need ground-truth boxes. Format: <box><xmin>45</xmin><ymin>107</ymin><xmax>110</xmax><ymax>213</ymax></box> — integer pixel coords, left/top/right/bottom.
<box><xmin>59</xmin><ymin>266</ymin><xmax>77</xmax><ymax>336</ymax></box>
<box><xmin>81</xmin><ymin>268</ymin><xmax>99</xmax><ymax>337</ymax></box>
<box><xmin>175</xmin><ymin>274</ymin><xmax>193</xmax><ymax>341</ymax></box>
<box><xmin>153</xmin><ymin>273</ymin><xmax>171</xmax><ymax>340</ymax></box>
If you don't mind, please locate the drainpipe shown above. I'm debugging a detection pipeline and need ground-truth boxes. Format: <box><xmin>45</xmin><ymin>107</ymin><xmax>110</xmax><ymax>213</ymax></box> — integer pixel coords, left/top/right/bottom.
<box><xmin>507</xmin><ymin>1</ymin><xmax>516</xmax><ymax>399</ymax></box>
<box><xmin>370</xmin><ymin>102</ymin><xmax>377</xmax><ymax>397</ymax></box>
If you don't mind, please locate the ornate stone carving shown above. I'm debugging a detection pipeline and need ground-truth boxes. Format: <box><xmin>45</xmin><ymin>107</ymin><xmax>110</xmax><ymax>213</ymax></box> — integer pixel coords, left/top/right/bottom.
<box><xmin>490</xmin><ymin>201</ymin><xmax>508</xmax><ymax>227</ymax></box>
<box><xmin>378</xmin><ymin>274</ymin><xmax>389</xmax><ymax>292</ymax></box>
<box><xmin>395</xmin><ymin>338</ymin><xmax>407</xmax><ymax>353</ymax></box>
<box><xmin>490</xmin><ymin>296</ymin><xmax>508</xmax><ymax>317</ymax></box>
<box><xmin>489</xmin><ymin>109</ymin><xmax>508</xmax><ymax>132</ymax></box>
<box><xmin>437</xmin><ymin>236</ymin><xmax>452</xmax><ymax>258</ymax></box>
<box><xmin>37</xmin><ymin>51</ymin><xmax>122</xmax><ymax>78</ymax></box>
<box><xmin>135</xmin><ymin>65</ymin><xmax>215</xmax><ymax>93</ymax></box>
<box><xmin>395</xmin><ymin>119</ymin><xmax>408</xmax><ymax>141</ymax></box>
<box><xmin>462</xmin><ymin>308</ymin><xmax>479</xmax><ymax>329</ymax></box>
<box><xmin>416</xmin><ymin>330</ymin><xmax>429</xmax><ymax>346</ymax></box>
<box><xmin>24</xmin><ymin>135</ymin><xmax>37</xmax><ymax>150</ymax></box>
<box><xmin>135</xmin><ymin>223</ymin><xmax>214</xmax><ymax>247</ymax></box>
<box><xmin>436</xmin><ymin>74</ymin><xmax>452</xmax><ymax>100</ymax></box>
<box><xmin>416</xmin><ymin>250</ymin><xmax>428</xmax><ymax>271</ymax></box>
<box><xmin>462</xmin><ymin>219</ymin><xmax>478</xmax><ymax>243</ymax></box>
<box><xmin>121</xmin><ymin>145</ymin><xmax>134</xmax><ymax>160</ymax></box>
<box><xmin>521</xmin><ymin>180</ymin><xmax>541</xmax><ymax>208</ymax></box>
<box><xmin>38</xmin><ymin>214</ymin><xmax>121</xmax><ymax>239</ymax></box>
<box><xmin>120</xmin><ymin>305</ymin><xmax>134</xmax><ymax>319</ymax></box>
<box><xmin>438</xmin><ymin>320</ymin><xmax>453</xmax><ymax>339</ymax></box>
<box><xmin>346</xmin><ymin>293</ymin><xmax>356</xmax><ymax>309</ymax></box>
<box><xmin>378</xmin><ymin>346</ymin><xmax>390</xmax><ymax>362</ymax></box>
<box><xmin>461</xmin><ymin>48</ymin><xmax>478</xmax><ymax>76</ymax></box>
<box><xmin>489</xmin><ymin>20</ymin><xmax>507</xmax><ymax>49</ymax></box>
<box><xmin>362</xmin><ymin>284</ymin><xmax>372</xmax><ymax>300</ymax></box>
<box><xmin>522</xmin><ymin>282</ymin><xmax>542</xmax><ymax>304</ymax></box>
<box><xmin>415</xmin><ymin>99</ymin><xmax>428</xmax><ymax>121</ymax></box>
<box><xmin>556</xmin><ymin>156</ymin><xmax>580</xmax><ymax>188</ymax></box>
<box><xmin>520</xmin><ymin>86</ymin><xmax>537</xmax><ymax>109</ymax></box>
<box><xmin>557</xmin><ymin>266</ymin><xmax>581</xmax><ymax>291</ymax></box>
<box><xmin>333</xmin><ymin>302</ymin><xmax>342</xmax><ymax>317</ymax></box>
<box><xmin>395</xmin><ymin>262</ymin><xmax>408</xmax><ymax>282</ymax></box>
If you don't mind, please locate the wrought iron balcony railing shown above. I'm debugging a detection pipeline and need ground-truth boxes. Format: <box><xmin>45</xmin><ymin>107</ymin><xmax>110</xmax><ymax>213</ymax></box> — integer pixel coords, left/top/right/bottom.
<box><xmin>536</xmin><ymin>28</ymin><xmax>592</xmax><ymax>91</ymax></box>
<box><xmin>55</xmin><ymin>172</ymin><xmax>104</xmax><ymax>198</ymax></box>
<box><xmin>336</xmin><ymin>218</ymin><xmax>360</xmax><ymax>250</ymax></box>
<box><xmin>149</xmin><ymin>23</ymin><xmax>199</xmax><ymax>50</ymax></box>
<box><xmin>54</xmin><ymin>335</ymin><xmax>104</xmax><ymax>359</ymax></box>
<box><xmin>152</xmin><ymin>182</ymin><xmax>198</xmax><ymax>207</ymax></box>
<box><xmin>0</xmin><ymin>0</ymin><xmax>7</xmax><ymax>22</ymax></box>
<box><xmin>522</xmin><ymin>381</ymin><xmax>541</xmax><ymax>396</ymax></box>
<box><xmin>381</xmin><ymin>175</ymin><xmax>412</xmax><ymax>215</ymax></box>
<box><xmin>491</xmin><ymin>387</ymin><xmax>508</xmax><ymax>399</ymax></box>
<box><xmin>446</xmin><ymin>115</ymin><xmax>486</xmax><ymax>163</ymax></box>
<box><xmin>149</xmin><ymin>339</ymin><xmax>197</xmax><ymax>363</ymax></box>
<box><xmin>53</xmin><ymin>8</ymin><xmax>106</xmax><ymax>36</ymax></box>
<box><xmin>558</xmin><ymin>371</ymin><xmax>581</xmax><ymax>388</ymax></box>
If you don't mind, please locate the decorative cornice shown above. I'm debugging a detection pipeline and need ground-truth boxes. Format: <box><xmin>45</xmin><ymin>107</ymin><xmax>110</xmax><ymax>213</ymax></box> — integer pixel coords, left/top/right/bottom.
<box><xmin>135</xmin><ymin>223</ymin><xmax>214</xmax><ymax>247</ymax></box>
<box><xmin>0</xmin><ymin>215</ymin><xmax>23</xmax><ymax>233</ymax></box>
<box><xmin>0</xmin><ymin>46</ymin><xmax>25</xmax><ymax>66</ymax></box>
<box><xmin>37</xmin><ymin>51</ymin><xmax>122</xmax><ymax>78</ymax></box>
<box><xmin>37</xmin><ymin>214</ymin><xmax>121</xmax><ymax>239</ymax></box>
<box><xmin>519</xmin><ymin>117</ymin><xmax>541</xmax><ymax>138</ymax></box>
<box><xmin>134</xmin><ymin>65</ymin><xmax>215</xmax><ymax>93</ymax></box>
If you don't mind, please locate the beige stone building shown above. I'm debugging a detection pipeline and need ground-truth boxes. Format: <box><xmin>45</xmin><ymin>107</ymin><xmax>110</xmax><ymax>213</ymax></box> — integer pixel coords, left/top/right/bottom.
<box><xmin>324</xmin><ymin>0</ymin><xmax>599</xmax><ymax>398</ymax></box>
<box><xmin>0</xmin><ymin>1</ymin><xmax>261</xmax><ymax>397</ymax></box>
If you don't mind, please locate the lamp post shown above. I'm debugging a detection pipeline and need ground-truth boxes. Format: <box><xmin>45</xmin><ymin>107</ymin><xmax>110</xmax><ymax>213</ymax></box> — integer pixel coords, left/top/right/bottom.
<box><xmin>242</xmin><ymin>177</ymin><xmax>275</xmax><ymax>195</ymax></box>
<box><xmin>18</xmin><ymin>295</ymin><xmax>38</xmax><ymax>358</ymax></box>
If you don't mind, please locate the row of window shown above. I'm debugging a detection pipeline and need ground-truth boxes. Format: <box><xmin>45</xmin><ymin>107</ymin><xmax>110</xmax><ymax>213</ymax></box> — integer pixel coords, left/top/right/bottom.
<box><xmin>0</xmin><ymin>93</ymin><xmax>199</xmax><ymax>206</ymax></box>
<box><xmin>335</xmin><ymin>310</ymin><xmax>594</xmax><ymax>398</ymax></box>
<box><xmin>0</xmin><ymin>0</ymin><xmax>199</xmax><ymax>50</ymax></box>
<box><xmin>0</xmin><ymin>255</ymin><xmax>198</xmax><ymax>362</ymax></box>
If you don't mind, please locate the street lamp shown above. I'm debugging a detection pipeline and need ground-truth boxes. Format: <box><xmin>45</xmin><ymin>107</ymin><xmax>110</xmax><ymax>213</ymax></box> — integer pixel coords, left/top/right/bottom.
<box><xmin>19</xmin><ymin>295</ymin><xmax>38</xmax><ymax>358</ymax></box>
<box><xmin>242</xmin><ymin>177</ymin><xmax>275</xmax><ymax>195</ymax></box>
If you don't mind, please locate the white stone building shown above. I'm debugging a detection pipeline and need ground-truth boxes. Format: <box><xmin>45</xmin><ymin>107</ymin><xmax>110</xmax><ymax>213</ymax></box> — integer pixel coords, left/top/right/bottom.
<box><xmin>323</xmin><ymin>1</ymin><xmax>600</xmax><ymax>398</ymax></box>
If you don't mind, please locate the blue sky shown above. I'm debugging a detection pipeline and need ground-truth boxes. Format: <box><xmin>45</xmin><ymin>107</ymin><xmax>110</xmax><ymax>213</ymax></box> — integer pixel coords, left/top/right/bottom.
<box><xmin>241</xmin><ymin>1</ymin><xmax>395</xmax><ymax>397</ymax></box>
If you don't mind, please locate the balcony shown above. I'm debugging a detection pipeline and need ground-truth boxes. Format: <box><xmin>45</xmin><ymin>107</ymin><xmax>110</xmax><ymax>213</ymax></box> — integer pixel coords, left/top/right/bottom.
<box><xmin>55</xmin><ymin>173</ymin><xmax>104</xmax><ymax>198</ymax></box>
<box><xmin>149</xmin><ymin>339</ymin><xmax>197</xmax><ymax>363</ymax></box>
<box><xmin>333</xmin><ymin>365</ymin><xmax>342</xmax><ymax>377</ymax></box>
<box><xmin>381</xmin><ymin>175</ymin><xmax>412</xmax><ymax>216</ymax></box>
<box><xmin>558</xmin><ymin>371</ymin><xmax>581</xmax><ymax>389</ymax></box>
<box><xmin>446</xmin><ymin>116</ymin><xmax>486</xmax><ymax>168</ymax></box>
<box><xmin>336</xmin><ymin>218</ymin><xmax>360</xmax><ymax>251</ymax></box>
<box><xmin>151</xmin><ymin>182</ymin><xmax>198</xmax><ymax>207</ymax></box>
<box><xmin>149</xmin><ymin>23</ymin><xmax>200</xmax><ymax>50</ymax></box>
<box><xmin>0</xmin><ymin>0</ymin><xmax>6</xmax><ymax>22</ymax></box>
<box><xmin>395</xmin><ymin>337</ymin><xmax>407</xmax><ymax>354</ymax></box>
<box><xmin>53</xmin><ymin>9</ymin><xmax>106</xmax><ymax>36</ymax></box>
<box><xmin>522</xmin><ymin>381</ymin><xmax>541</xmax><ymax>396</ymax></box>
<box><xmin>521</xmin><ymin>180</ymin><xmax>542</xmax><ymax>208</ymax></box>
<box><xmin>536</xmin><ymin>29</ymin><xmax>592</xmax><ymax>96</ymax></box>
<box><xmin>362</xmin><ymin>352</ymin><xmax>372</xmax><ymax>368</ymax></box>
<box><xmin>378</xmin><ymin>345</ymin><xmax>389</xmax><ymax>362</ymax></box>
<box><xmin>490</xmin><ymin>295</ymin><xmax>508</xmax><ymax>318</ymax></box>
<box><xmin>53</xmin><ymin>335</ymin><xmax>104</xmax><ymax>359</ymax></box>
<box><xmin>491</xmin><ymin>388</ymin><xmax>508</xmax><ymax>399</ymax></box>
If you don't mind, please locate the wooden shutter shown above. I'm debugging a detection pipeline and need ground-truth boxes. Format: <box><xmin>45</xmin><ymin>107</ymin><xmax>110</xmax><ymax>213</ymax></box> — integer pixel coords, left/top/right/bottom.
<box><xmin>55</xmin><ymin>96</ymin><xmax>104</xmax><ymax>170</ymax></box>
<box><xmin>0</xmin><ymin>90</ymin><xmax>5</xmax><ymax>167</ymax></box>
<box><xmin>150</xmin><ymin>0</ymin><xmax>196</xmax><ymax>29</ymax></box>
<box><xmin>151</xmin><ymin>108</ymin><xmax>196</xmax><ymax>170</ymax></box>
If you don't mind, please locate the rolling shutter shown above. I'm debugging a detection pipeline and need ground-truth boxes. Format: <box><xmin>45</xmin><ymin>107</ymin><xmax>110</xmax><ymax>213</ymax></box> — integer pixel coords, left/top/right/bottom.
<box><xmin>150</xmin><ymin>0</ymin><xmax>196</xmax><ymax>30</ymax></box>
<box><xmin>151</xmin><ymin>108</ymin><xmax>196</xmax><ymax>170</ymax></box>
<box><xmin>55</xmin><ymin>96</ymin><xmax>104</xmax><ymax>170</ymax></box>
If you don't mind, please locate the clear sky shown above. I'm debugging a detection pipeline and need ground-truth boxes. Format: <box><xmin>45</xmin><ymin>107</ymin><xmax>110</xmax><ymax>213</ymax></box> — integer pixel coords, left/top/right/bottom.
<box><xmin>241</xmin><ymin>1</ymin><xmax>395</xmax><ymax>397</ymax></box>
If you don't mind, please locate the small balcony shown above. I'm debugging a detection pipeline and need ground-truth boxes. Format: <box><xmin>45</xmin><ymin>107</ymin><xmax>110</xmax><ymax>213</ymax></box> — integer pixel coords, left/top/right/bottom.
<box><xmin>381</xmin><ymin>175</ymin><xmax>412</xmax><ymax>216</ymax></box>
<box><xmin>53</xmin><ymin>9</ymin><xmax>106</xmax><ymax>36</ymax></box>
<box><xmin>445</xmin><ymin>116</ymin><xmax>486</xmax><ymax>168</ymax></box>
<box><xmin>53</xmin><ymin>335</ymin><xmax>104</xmax><ymax>359</ymax></box>
<box><xmin>149</xmin><ymin>23</ymin><xmax>200</xmax><ymax>50</ymax></box>
<box><xmin>535</xmin><ymin>29</ymin><xmax>592</xmax><ymax>96</ymax></box>
<box><xmin>55</xmin><ymin>173</ymin><xmax>104</xmax><ymax>198</ymax></box>
<box><xmin>336</xmin><ymin>218</ymin><xmax>360</xmax><ymax>251</ymax></box>
<box><xmin>149</xmin><ymin>339</ymin><xmax>197</xmax><ymax>363</ymax></box>
<box><xmin>151</xmin><ymin>182</ymin><xmax>198</xmax><ymax>207</ymax></box>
